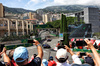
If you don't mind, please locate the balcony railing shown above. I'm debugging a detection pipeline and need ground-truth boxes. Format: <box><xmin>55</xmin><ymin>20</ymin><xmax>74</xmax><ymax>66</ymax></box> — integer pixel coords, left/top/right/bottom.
<box><xmin>0</xmin><ymin>25</ymin><xmax>30</xmax><ymax>30</ymax></box>
<box><xmin>0</xmin><ymin>26</ymin><xmax>8</xmax><ymax>30</ymax></box>
<box><xmin>18</xmin><ymin>26</ymin><xmax>22</xmax><ymax>29</ymax></box>
<box><xmin>10</xmin><ymin>25</ymin><xmax>16</xmax><ymax>30</ymax></box>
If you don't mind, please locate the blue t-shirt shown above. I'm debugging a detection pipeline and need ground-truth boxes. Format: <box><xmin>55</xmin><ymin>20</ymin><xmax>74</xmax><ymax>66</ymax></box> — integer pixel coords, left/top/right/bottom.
<box><xmin>24</xmin><ymin>57</ymin><xmax>41</xmax><ymax>66</ymax></box>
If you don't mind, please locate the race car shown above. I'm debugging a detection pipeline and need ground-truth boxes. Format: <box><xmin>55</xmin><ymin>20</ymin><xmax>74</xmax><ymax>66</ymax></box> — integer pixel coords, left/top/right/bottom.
<box><xmin>47</xmin><ymin>39</ymin><xmax>52</xmax><ymax>42</ymax></box>
<box><xmin>42</xmin><ymin>44</ymin><xmax>51</xmax><ymax>48</ymax></box>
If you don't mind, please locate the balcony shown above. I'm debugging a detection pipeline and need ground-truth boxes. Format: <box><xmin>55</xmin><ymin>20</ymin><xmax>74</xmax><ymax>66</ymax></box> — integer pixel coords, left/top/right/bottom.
<box><xmin>0</xmin><ymin>26</ymin><xmax>8</xmax><ymax>30</ymax></box>
<box><xmin>24</xmin><ymin>26</ymin><xmax>28</xmax><ymax>29</ymax></box>
<box><xmin>10</xmin><ymin>25</ymin><xmax>16</xmax><ymax>30</ymax></box>
<box><xmin>18</xmin><ymin>26</ymin><xmax>22</xmax><ymax>30</ymax></box>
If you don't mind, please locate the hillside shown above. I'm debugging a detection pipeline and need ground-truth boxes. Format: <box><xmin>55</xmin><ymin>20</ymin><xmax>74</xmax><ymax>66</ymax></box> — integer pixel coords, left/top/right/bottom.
<box><xmin>4</xmin><ymin>5</ymin><xmax>99</xmax><ymax>14</ymax></box>
<box><xmin>4</xmin><ymin>6</ymin><xmax>35</xmax><ymax>14</ymax></box>
<box><xmin>39</xmin><ymin>5</ymin><xmax>99</xmax><ymax>13</ymax></box>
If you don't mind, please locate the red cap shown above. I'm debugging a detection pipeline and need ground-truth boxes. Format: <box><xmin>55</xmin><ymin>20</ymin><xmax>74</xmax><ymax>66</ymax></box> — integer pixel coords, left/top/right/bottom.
<box><xmin>98</xmin><ymin>43</ymin><xmax>100</xmax><ymax>46</ymax></box>
<box><xmin>48</xmin><ymin>61</ymin><xmax>57</xmax><ymax>66</ymax></box>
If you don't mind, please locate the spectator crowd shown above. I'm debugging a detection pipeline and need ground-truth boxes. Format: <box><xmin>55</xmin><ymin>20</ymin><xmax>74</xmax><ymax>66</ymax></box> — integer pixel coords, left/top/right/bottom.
<box><xmin>0</xmin><ymin>39</ymin><xmax>100</xmax><ymax>66</ymax></box>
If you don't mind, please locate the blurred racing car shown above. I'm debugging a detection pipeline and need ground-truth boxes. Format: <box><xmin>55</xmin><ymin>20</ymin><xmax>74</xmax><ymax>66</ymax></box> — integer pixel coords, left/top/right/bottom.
<box><xmin>42</xmin><ymin>44</ymin><xmax>51</xmax><ymax>48</ymax></box>
<box><xmin>47</xmin><ymin>39</ymin><xmax>52</xmax><ymax>42</ymax></box>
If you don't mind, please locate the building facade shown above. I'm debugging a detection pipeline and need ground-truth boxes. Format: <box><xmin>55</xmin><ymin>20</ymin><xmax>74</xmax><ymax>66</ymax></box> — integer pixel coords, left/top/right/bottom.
<box><xmin>0</xmin><ymin>3</ymin><xmax>4</xmax><ymax>17</ymax></box>
<box><xmin>64</xmin><ymin>13</ymin><xmax>75</xmax><ymax>17</ymax></box>
<box><xmin>42</xmin><ymin>13</ymin><xmax>52</xmax><ymax>24</ymax></box>
<box><xmin>0</xmin><ymin>18</ymin><xmax>34</xmax><ymax>37</ymax></box>
<box><xmin>75</xmin><ymin>7</ymin><xmax>100</xmax><ymax>32</ymax></box>
<box><xmin>36</xmin><ymin>9</ymin><xmax>43</xmax><ymax>16</ymax></box>
<box><xmin>42</xmin><ymin>13</ymin><xmax>62</xmax><ymax>23</ymax></box>
<box><xmin>0</xmin><ymin>4</ymin><xmax>34</xmax><ymax>37</ymax></box>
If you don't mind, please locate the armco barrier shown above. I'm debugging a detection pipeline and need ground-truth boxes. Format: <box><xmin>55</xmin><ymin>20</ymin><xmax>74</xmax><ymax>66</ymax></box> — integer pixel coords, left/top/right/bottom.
<box><xmin>5</xmin><ymin>43</ymin><xmax>33</xmax><ymax>50</ymax></box>
<box><xmin>21</xmin><ymin>37</ymin><xmax>41</xmax><ymax>43</ymax></box>
<box><xmin>73</xmin><ymin>49</ymin><xmax>100</xmax><ymax>53</ymax></box>
<box><xmin>21</xmin><ymin>39</ymin><xmax>28</xmax><ymax>43</ymax></box>
<box><xmin>50</xmin><ymin>34</ymin><xmax>56</xmax><ymax>36</ymax></box>
<box><xmin>5</xmin><ymin>37</ymin><xmax>41</xmax><ymax>50</ymax></box>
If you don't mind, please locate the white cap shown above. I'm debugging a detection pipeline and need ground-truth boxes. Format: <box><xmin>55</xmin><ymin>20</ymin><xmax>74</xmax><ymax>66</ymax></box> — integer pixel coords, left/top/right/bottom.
<box><xmin>56</xmin><ymin>48</ymin><xmax>68</xmax><ymax>59</ymax></box>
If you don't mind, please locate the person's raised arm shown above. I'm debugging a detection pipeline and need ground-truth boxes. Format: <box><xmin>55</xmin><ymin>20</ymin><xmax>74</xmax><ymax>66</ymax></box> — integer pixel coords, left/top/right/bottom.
<box><xmin>2</xmin><ymin>47</ymin><xmax>11</xmax><ymax>66</ymax></box>
<box><xmin>84</xmin><ymin>39</ymin><xmax>100</xmax><ymax>66</ymax></box>
<box><xmin>64</xmin><ymin>45</ymin><xmax>82</xmax><ymax>64</ymax></box>
<box><xmin>86</xmin><ymin>52</ymin><xmax>92</xmax><ymax>57</ymax></box>
<box><xmin>64</xmin><ymin>45</ymin><xmax>74</xmax><ymax>56</ymax></box>
<box><xmin>33</xmin><ymin>39</ymin><xmax>43</xmax><ymax>60</ymax></box>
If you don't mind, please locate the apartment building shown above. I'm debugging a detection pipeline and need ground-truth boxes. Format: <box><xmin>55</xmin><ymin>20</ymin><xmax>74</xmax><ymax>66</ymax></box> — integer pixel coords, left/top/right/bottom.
<box><xmin>0</xmin><ymin>3</ymin><xmax>4</xmax><ymax>17</ymax></box>
<box><xmin>75</xmin><ymin>7</ymin><xmax>100</xmax><ymax>32</ymax></box>
<box><xmin>51</xmin><ymin>14</ymin><xmax>61</xmax><ymax>21</ymax></box>
<box><xmin>36</xmin><ymin>9</ymin><xmax>43</xmax><ymax>16</ymax></box>
<box><xmin>0</xmin><ymin>4</ymin><xmax>33</xmax><ymax>37</ymax></box>
<box><xmin>42</xmin><ymin>13</ymin><xmax>52</xmax><ymax>24</ymax></box>
<box><xmin>42</xmin><ymin>13</ymin><xmax>62</xmax><ymax>23</ymax></box>
<box><xmin>64</xmin><ymin>13</ymin><xmax>75</xmax><ymax>17</ymax></box>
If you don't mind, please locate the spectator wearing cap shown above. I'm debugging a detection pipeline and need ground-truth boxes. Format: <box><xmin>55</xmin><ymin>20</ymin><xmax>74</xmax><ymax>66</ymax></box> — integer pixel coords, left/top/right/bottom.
<box><xmin>84</xmin><ymin>52</ymin><xmax>96</xmax><ymax>66</ymax></box>
<box><xmin>13</xmin><ymin>39</ymin><xmax>43</xmax><ymax>66</ymax></box>
<box><xmin>42</xmin><ymin>59</ymin><xmax>48</xmax><ymax>66</ymax></box>
<box><xmin>85</xmin><ymin>57</ymin><xmax>95</xmax><ymax>66</ymax></box>
<box><xmin>48</xmin><ymin>56</ymin><xmax>57</xmax><ymax>66</ymax></box>
<box><xmin>76</xmin><ymin>52</ymin><xmax>95</xmax><ymax>66</ymax></box>
<box><xmin>55</xmin><ymin>45</ymin><xmax>82</xmax><ymax>66</ymax></box>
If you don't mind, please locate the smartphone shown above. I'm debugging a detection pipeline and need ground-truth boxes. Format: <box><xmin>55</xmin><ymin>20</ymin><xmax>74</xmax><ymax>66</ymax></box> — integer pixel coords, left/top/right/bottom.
<box><xmin>76</xmin><ymin>40</ymin><xmax>87</xmax><ymax>46</ymax></box>
<box><xmin>58</xmin><ymin>45</ymin><xmax>65</xmax><ymax>49</ymax></box>
<box><xmin>28</xmin><ymin>40</ymin><xmax>35</xmax><ymax>43</ymax></box>
<box><xmin>0</xmin><ymin>44</ymin><xmax>5</xmax><ymax>52</ymax></box>
<box><xmin>80</xmin><ymin>52</ymin><xmax>86</xmax><ymax>56</ymax></box>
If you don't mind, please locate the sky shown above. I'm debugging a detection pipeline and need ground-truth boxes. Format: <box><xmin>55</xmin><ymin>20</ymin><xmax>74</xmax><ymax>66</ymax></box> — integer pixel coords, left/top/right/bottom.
<box><xmin>0</xmin><ymin>0</ymin><xmax>100</xmax><ymax>11</ymax></box>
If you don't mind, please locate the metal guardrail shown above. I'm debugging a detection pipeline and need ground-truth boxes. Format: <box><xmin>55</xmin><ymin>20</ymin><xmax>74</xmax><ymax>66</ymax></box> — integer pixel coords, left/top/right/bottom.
<box><xmin>4</xmin><ymin>37</ymin><xmax>41</xmax><ymax>50</ymax></box>
<box><xmin>5</xmin><ymin>43</ymin><xmax>33</xmax><ymax>50</ymax></box>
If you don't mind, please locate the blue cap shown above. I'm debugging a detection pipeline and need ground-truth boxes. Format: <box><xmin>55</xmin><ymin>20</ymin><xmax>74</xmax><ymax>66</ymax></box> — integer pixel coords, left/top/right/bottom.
<box><xmin>49</xmin><ymin>56</ymin><xmax>53</xmax><ymax>60</ymax></box>
<box><xmin>42</xmin><ymin>59</ymin><xmax>48</xmax><ymax>66</ymax></box>
<box><xmin>13</xmin><ymin>46</ymin><xmax>29</xmax><ymax>63</ymax></box>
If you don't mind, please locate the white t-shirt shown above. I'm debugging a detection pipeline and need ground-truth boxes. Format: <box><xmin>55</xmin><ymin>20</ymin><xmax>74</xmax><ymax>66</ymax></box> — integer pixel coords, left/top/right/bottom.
<box><xmin>72</xmin><ymin>55</ymin><xmax>82</xmax><ymax>64</ymax></box>
<box><xmin>56</xmin><ymin>62</ymin><xmax>71</xmax><ymax>66</ymax></box>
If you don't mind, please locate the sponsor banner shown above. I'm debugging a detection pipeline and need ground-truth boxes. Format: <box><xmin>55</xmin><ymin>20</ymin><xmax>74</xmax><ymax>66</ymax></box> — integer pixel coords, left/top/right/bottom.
<box><xmin>73</xmin><ymin>49</ymin><xmax>100</xmax><ymax>53</ymax></box>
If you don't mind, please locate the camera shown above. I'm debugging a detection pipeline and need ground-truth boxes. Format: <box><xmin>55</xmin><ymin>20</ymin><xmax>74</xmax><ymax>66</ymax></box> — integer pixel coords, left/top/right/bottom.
<box><xmin>80</xmin><ymin>52</ymin><xmax>86</xmax><ymax>56</ymax></box>
<box><xmin>28</xmin><ymin>40</ymin><xmax>35</xmax><ymax>43</ymax></box>
<box><xmin>58</xmin><ymin>45</ymin><xmax>65</xmax><ymax>49</ymax></box>
<box><xmin>0</xmin><ymin>44</ymin><xmax>5</xmax><ymax>52</ymax></box>
<box><xmin>76</xmin><ymin>40</ymin><xmax>87</xmax><ymax>46</ymax></box>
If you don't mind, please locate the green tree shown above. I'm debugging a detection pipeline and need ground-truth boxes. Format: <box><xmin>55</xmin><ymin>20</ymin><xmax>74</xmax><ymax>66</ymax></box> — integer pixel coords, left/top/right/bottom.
<box><xmin>52</xmin><ymin>20</ymin><xmax>60</xmax><ymax>28</ymax></box>
<box><xmin>62</xmin><ymin>15</ymin><xmax>69</xmax><ymax>46</ymax></box>
<box><xmin>46</xmin><ymin>20</ymin><xmax>60</xmax><ymax>28</ymax></box>
<box><xmin>46</xmin><ymin>22</ymin><xmax>52</xmax><ymax>26</ymax></box>
<box><xmin>66</xmin><ymin>17</ymin><xmax>75</xmax><ymax>25</ymax></box>
<box><xmin>60</xmin><ymin>14</ymin><xmax>63</xmax><ymax>33</ymax></box>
